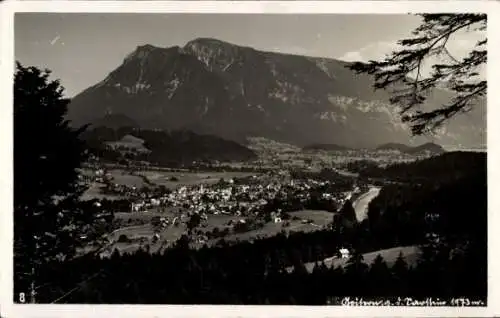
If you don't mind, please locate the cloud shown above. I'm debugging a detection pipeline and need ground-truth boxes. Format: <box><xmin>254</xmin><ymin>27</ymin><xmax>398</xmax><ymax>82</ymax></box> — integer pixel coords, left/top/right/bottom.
<box><xmin>339</xmin><ymin>41</ymin><xmax>401</xmax><ymax>62</ymax></box>
<box><xmin>339</xmin><ymin>33</ymin><xmax>485</xmax><ymax>79</ymax></box>
<box><xmin>50</xmin><ymin>35</ymin><xmax>61</xmax><ymax>46</ymax></box>
<box><xmin>339</xmin><ymin>51</ymin><xmax>364</xmax><ymax>63</ymax></box>
<box><xmin>339</xmin><ymin>26</ymin><xmax>485</xmax><ymax>63</ymax></box>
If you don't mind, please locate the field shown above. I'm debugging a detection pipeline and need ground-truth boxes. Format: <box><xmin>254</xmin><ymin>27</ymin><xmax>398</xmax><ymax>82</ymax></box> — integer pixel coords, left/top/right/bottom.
<box><xmin>220</xmin><ymin>210</ymin><xmax>334</xmax><ymax>243</ymax></box>
<box><xmin>114</xmin><ymin>209</ymin><xmax>179</xmax><ymax>220</ymax></box>
<box><xmin>92</xmin><ymin>208</ymin><xmax>336</xmax><ymax>256</ymax></box>
<box><xmin>133</xmin><ymin>170</ymin><xmax>257</xmax><ymax>189</ymax></box>
<box><xmin>289</xmin><ymin>210</ymin><xmax>335</xmax><ymax>224</ymax></box>
<box><xmin>109</xmin><ymin>224</ymin><xmax>155</xmax><ymax>241</ymax></box>
<box><xmin>221</xmin><ymin>222</ymin><xmax>315</xmax><ymax>243</ymax></box>
<box><xmin>200</xmin><ymin>214</ymin><xmax>240</xmax><ymax>232</ymax></box>
<box><xmin>286</xmin><ymin>245</ymin><xmax>421</xmax><ymax>273</ymax></box>
<box><xmin>79</xmin><ymin>168</ymin><xmax>259</xmax><ymax>201</ymax></box>
<box><xmin>81</xmin><ymin>182</ymin><xmax>124</xmax><ymax>200</ymax></box>
<box><xmin>108</xmin><ymin>169</ymin><xmax>146</xmax><ymax>188</ymax></box>
<box><xmin>99</xmin><ymin>221</ymin><xmax>188</xmax><ymax>255</ymax></box>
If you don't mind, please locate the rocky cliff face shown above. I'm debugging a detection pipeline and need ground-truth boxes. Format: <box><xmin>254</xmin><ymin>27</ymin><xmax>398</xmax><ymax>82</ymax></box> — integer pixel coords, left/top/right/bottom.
<box><xmin>67</xmin><ymin>38</ymin><xmax>485</xmax><ymax>149</ymax></box>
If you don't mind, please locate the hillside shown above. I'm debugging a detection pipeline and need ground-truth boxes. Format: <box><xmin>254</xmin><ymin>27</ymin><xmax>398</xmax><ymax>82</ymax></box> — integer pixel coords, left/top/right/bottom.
<box><xmin>67</xmin><ymin>38</ymin><xmax>485</xmax><ymax>149</ymax></box>
<box><xmin>81</xmin><ymin>126</ymin><xmax>257</xmax><ymax>165</ymax></box>
<box><xmin>288</xmin><ymin>246</ymin><xmax>421</xmax><ymax>274</ymax></box>
<box><xmin>406</xmin><ymin>142</ymin><xmax>446</xmax><ymax>155</ymax></box>
<box><xmin>359</xmin><ymin>151</ymin><xmax>486</xmax><ymax>183</ymax></box>
<box><xmin>107</xmin><ymin>134</ymin><xmax>150</xmax><ymax>153</ymax></box>
<box><xmin>364</xmin><ymin>153</ymin><xmax>487</xmax><ymax>254</ymax></box>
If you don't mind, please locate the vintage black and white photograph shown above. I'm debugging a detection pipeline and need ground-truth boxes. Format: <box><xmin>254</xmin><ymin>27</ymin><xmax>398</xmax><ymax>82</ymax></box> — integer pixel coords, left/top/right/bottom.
<box><xmin>3</xmin><ymin>1</ymin><xmax>493</xmax><ymax>313</ymax></box>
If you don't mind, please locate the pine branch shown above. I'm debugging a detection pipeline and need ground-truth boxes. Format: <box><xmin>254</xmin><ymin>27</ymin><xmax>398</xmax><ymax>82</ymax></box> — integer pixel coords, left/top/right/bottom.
<box><xmin>347</xmin><ymin>14</ymin><xmax>486</xmax><ymax>135</ymax></box>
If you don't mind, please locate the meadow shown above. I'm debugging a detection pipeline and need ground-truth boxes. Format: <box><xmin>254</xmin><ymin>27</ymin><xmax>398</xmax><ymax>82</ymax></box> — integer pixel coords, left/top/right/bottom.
<box><xmin>134</xmin><ymin>170</ymin><xmax>257</xmax><ymax>189</ymax></box>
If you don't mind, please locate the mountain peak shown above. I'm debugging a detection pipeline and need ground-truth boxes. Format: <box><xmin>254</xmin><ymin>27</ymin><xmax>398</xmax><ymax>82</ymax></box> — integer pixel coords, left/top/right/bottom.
<box><xmin>184</xmin><ymin>37</ymin><xmax>235</xmax><ymax>48</ymax></box>
<box><xmin>124</xmin><ymin>44</ymin><xmax>163</xmax><ymax>63</ymax></box>
<box><xmin>181</xmin><ymin>37</ymin><xmax>248</xmax><ymax>70</ymax></box>
<box><xmin>68</xmin><ymin>39</ymin><xmax>485</xmax><ymax>149</ymax></box>
<box><xmin>137</xmin><ymin>43</ymin><xmax>159</xmax><ymax>51</ymax></box>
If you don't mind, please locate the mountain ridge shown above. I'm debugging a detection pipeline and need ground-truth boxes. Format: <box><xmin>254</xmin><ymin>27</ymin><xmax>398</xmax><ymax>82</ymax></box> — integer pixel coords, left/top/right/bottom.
<box><xmin>67</xmin><ymin>37</ymin><xmax>485</xmax><ymax>149</ymax></box>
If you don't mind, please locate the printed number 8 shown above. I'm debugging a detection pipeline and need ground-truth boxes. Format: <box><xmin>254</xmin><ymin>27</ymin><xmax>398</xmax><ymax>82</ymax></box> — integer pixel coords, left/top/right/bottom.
<box><xmin>19</xmin><ymin>292</ymin><xmax>25</xmax><ymax>303</ymax></box>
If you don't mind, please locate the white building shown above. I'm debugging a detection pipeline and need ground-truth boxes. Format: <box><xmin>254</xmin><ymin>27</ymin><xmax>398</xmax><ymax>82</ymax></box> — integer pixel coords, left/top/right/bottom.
<box><xmin>339</xmin><ymin>248</ymin><xmax>350</xmax><ymax>259</ymax></box>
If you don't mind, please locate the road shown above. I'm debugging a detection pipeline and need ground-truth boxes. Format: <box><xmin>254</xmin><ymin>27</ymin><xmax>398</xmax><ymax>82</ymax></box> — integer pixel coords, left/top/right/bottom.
<box><xmin>352</xmin><ymin>186</ymin><xmax>381</xmax><ymax>221</ymax></box>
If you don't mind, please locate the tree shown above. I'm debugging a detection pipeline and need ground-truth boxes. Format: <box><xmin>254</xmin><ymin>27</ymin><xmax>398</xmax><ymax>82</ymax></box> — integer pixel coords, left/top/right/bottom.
<box><xmin>186</xmin><ymin>213</ymin><xmax>202</xmax><ymax>234</ymax></box>
<box><xmin>391</xmin><ymin>252</ymin><xmax>410</xmax><ymax>296</ymax></box>
<box><xmin>348</xmin><ymin>14</ymin><xmax>486</xmax><ymax>135</ymax></box>
<box><xmin>118</xmin><ymin>234</ymin><xmax>130</xmax><ymax>243</ymax></box>
<box><xmin>368</xmin><ymin>254</ymin><xmax>391</xmax><ymax>296</ymax></box>
<box><xmin>344</xmin><ymin>250</ymin><xmax>369</xmax><ymax>295</ymax></box>
<box><xmin>14</xmin><ymin>62</ymin><xmax>92</xmax><ymax>302</ymax></box>
<box><xmin>345</xmin><ymin>250</ymin><xmax>369</xmax><ymax>275</ymax></box>
<box><xmin>340</xmin><ymin>200</ymin><xmax>356</xmax><ymax>220</ymax></box>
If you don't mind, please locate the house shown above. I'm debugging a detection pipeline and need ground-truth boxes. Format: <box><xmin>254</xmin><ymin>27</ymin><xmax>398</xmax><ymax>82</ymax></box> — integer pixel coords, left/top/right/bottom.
<box><xmin>322</xmin><ymin>193</ymin><xmax>332</xmax><ymax>200</ymax></box>
<box><xmin>131</xmin><ymin>202</ymin><xmax>145</xmax><ymax>212</ymax></box>
<box><xmin>339</xmin><ymin>248</ymin><xmax>350</xmax><ymax>259</ymax></box>
<box><xmin>425</xmin><ymin>232</ymin><xmax>441</xmax><ymax>244</ymax></box>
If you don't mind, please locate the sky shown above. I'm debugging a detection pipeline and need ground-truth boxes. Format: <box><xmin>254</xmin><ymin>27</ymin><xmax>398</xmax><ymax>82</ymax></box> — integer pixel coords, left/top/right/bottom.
<box><xmin>14</xmin><ymin>13</ymin><xmax>484</xmax><ymax>97</ymax></box>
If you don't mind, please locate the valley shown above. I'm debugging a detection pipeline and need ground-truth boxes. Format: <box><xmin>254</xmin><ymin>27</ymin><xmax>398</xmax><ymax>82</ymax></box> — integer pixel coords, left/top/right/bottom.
<box><xmin>56</xmin><ymin>143</ymin><xmax>486</xmax><ymax>305</ymax></box>
<box><xmin>13</xmin><ymin>13</ymin><xmax>487</xmax><ymax>305</ymax></box>
<box><xmin>75</xmin><ymin>135</ymin><xmax>445</xmax><ymax>260</ymax></box>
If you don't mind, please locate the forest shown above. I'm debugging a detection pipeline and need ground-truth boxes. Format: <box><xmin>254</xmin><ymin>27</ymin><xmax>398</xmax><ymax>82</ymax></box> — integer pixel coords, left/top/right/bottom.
<box><xmin>81</xmin><ymin>126</ymin><xmax>257</xmax><ymax>166</ymax></box>
<box><xmin>356</xmin><ymin>151</ymin><xmax>485</xmax><ymax>184</ymax></box>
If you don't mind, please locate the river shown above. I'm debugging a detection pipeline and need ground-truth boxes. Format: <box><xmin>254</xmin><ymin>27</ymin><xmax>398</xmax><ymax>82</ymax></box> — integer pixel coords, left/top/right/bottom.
<box><xmin>352</xmin><ymin>186</ymin><xmax>381</xmax><ymax>221</ymax></box>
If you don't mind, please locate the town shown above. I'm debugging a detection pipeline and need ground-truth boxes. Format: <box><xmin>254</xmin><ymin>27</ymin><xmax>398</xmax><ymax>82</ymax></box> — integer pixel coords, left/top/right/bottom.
<box><xmin>71</xmin><ymin>133</ymin><xmax>445</xmax><ymax>260</ymax></box>
<box><xmin>76</xmin><ymin>150</ymin><xmax>373</xmax><ymax>257</ymax></box>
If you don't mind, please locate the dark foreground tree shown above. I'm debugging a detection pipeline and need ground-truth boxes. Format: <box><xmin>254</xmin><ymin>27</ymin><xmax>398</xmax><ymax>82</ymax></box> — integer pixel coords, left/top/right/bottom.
<box><xmin>337</xmin><ymin>200</ymin><xmax>357</xmax><ymax>228</ymax></box>
<box><xmin>348</xmin><ymin>14</ymin><xmax>486</xmax><ymax>135</ymax></box>
<box><xmin>14</xmin><ymin>62</ymin><xmax>91</xmax><ymax>303</ymax></box>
